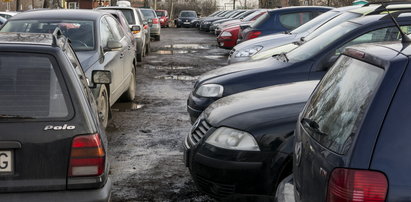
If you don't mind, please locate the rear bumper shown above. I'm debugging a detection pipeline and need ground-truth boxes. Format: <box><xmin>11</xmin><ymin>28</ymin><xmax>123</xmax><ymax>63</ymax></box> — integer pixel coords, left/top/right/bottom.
<box><xmin>0</xmin><ymin>178</ymin><xmax>112</xmax><ymax>202</ymax></box>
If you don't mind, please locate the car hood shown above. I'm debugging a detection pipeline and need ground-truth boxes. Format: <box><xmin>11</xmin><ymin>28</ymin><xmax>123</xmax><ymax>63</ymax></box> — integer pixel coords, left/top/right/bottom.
<box><xmin>198</xmin><ymin>57</ymin><xmax>286</xmax><ymax>83</ymax></box>
<box><xmin>220</xmin><ymin>19</ymin><xmax>241</xmax><ymax>28</ymax></box>
<box><xmin>234</xmin><ymin>33</ymin><xmax>299</xmax><ymax>50</ymax></box>
<box><xmin>76</xmin><ymin>51</ymin><xmax>100</xmax><ymax>73</ymax></box>
<box><xmin>204</xmin><ymin>80</ymin><xmax>319</xmax><ymax>130</ymax></box>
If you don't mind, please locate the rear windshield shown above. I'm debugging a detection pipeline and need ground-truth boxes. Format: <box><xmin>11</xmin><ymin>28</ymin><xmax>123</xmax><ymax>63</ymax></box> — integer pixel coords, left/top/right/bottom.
<box><xmin>156</xmin><ymin>11</ymin><xmax>165</xmax><ymax>17</ymax></box>
<box><xmin>0</xmin><ymin>54</ymin><xmax>69</xmax><ymax>119</ymax></box>
<box><xmin>180</xmin><ymin>11</ymin><xmax>197</xmax><ymax>18</ymax></box>
<box><xmin>1</xmin><ymin>20</ymin><xmax>95</xmax><ymax>51</ymax></box>
<box><xmin>118</xmin><ymin>9</ymin><xmax>136</xmax><ymax>25</ymax></box>
<box><xmin>302</xmin><ymin>56</ymin><xmax>384</xmax><ymax>154</ymax></box>
<box><xmin>141</xmin><ymin>9</ymin><xmax>156</xmax><ymax>19</ymax></box>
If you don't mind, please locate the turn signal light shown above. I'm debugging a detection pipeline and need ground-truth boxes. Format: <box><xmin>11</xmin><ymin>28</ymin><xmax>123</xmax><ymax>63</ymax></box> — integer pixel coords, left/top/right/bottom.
<box><xmin>69</xmin><ymin>134</ymin><xmax>105</xmax><ymax>177</ymax></box>
<box><xmin>327</xmin><ymin>168</ymin><xmax>388</xmax><ymax>202</ymax></box>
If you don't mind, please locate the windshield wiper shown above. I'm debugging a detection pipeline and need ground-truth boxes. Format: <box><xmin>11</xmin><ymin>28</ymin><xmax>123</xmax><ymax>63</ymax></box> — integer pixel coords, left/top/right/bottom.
<box><xmin>301</xmin><ymin>118</ymin><xmax>327</xmax><ymax>136</ymax></box>
<box><xmin>0</xmin><ymin>114</ymin><xmax>35</xmax><ymax>119</ymax></box>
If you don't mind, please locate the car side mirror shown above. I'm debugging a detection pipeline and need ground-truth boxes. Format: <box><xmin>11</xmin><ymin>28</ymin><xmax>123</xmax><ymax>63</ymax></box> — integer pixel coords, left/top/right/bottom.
<box><xmin>92</xmin><ymin>70</ymin><xmax>111</xmax><ymax>86</ymax></box>
<box><xmin>104</xmin><ymin>40</ymin><xmax>122</xmax><ymax>51</ymax></box>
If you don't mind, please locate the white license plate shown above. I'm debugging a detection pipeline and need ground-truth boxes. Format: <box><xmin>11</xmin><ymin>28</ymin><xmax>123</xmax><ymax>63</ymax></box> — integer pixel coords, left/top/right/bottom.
<box><xmin>0</xmin><ymin>151</ymin><xmax>13</xmax><ymax>173</ymax></box>
<box><xmin>184</xmin><ymin>22</ymin><xmax>190</xmax><ymax>24</ymax></box>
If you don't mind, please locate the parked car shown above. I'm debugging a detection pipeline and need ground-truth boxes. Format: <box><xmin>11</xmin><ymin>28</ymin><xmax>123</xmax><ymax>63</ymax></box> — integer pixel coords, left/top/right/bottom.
<box><xmin>187</xmin><ymin>12</ymin><xmax>411</xmax><ymax>123</ymax></box>
<box><xmin>0</xmin><ymin>31</ymin><xmax>111</xmax><ymax>201</ymax></box>
<box><xmin>175</xmin><ymin>10</ymin><xmax>198</xmax><ymax>28</ymax></box>
<box><xmin>277</xmin><ymin>40</ymin><xmax>411</xmax><ymax>201</ymax></box>
<box><xmin>96</xmin><ymin>4</ymin><xmax>151</xmax><ymax>62</ymax></box>
<box><xmin>0</xmin><ymin>16</ymin><xmax>5</xmax><ymax>26</ymax></box>
<box><xmin>237</xmin><ymin>6</ymin><xmax>331</xmax><ymax>44</ymax></box>
<box><xmin>184</xmin><ymin>80</ymin><xmax>319</xmax><ymax>199</ymax></box>
<box><xmin>229</xmin><ymin>2</ymin><xmax>411</xmax><ymax>64</ymax></box>
<box><xmin>199</xmin><ymin>10</ymin><xmax>237</xmax><ymax>31</ymax></box>
<box><xmin>209</xmin><ymin>10</ymin><xmax>246</xmax><ymax>32</ymax></box>
<box><xmin>0</xmin><ymin>11</ymin><xmax>18</xmax><ymax>19</ymax></box>
<box><xmin>217</xmin><ymin>10</ymin><xmax>268</xmax><ymax>49</ymax></box>
<box><xmin>1</xmin><ymin>9</ymin><xmax>137</xmax><ymax>128</ymax></box>
<box><xmin>156</xmin><ymin>9</ymin><xmax>169</xmax><ymax>27</ymax></box>
<box><xmin>140</xmin><ymin>8</ymin><xmax>161</xmax><ymax>41</ymax></box>
<box><xmin>192</xmin><ymin>10</ymin><xmax>223</xmax><ymax>28</ymax></box>
<box><xmin>215</xmin><ymin>9</ymin><xmax>266</xmax><ymax>36</ymax></box>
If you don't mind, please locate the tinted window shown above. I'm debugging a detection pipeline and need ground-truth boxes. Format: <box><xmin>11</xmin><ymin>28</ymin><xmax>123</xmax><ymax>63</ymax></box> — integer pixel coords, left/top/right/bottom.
<box><xmin>279</xmin><ymin>12</ymin><xmax>311</xmax><ymax>29</ymax></box>
<box><xmin>180</xmin><ymin>11</ymin><xmax>197</xmax><ymax>17</ymax></box>
<box><xmin>156</xmin><ymin>11</ymin><xmax>165</xmax><ymax>17</ymax></box>
<box><xmin>302</xmin><ymin>56</ymin><xmax>384</xmax><ymax>154</ymax></box>
<box><xmin>251</xmin><ymin>12</ymin><xmax>269</xmax><ymax>27</ymax></box>
<box><xmin>0</xmin><ymin>54</ymin><xmax>69</xmax><ymax>118</ymax></box>
<box><xmin>141</xmin><ymin>9</ymin><xmax>156</xmax><ymax>19</ymax></box>
<box><xmin>105</xmin><ymin>16</ymin><xmax>124</xmax><ymax>40</ymax></box>
<box><xmin>1</xmin><ymin>20</ymin><xmax>95</xmax><ymax>51</ymax></box>
<box><xmin>119</xmin><ymin>9</ymin><xmax>136</xmax><ymax>25</ymax></box>
<box><xmin>100</xmin><ymin>18</ymin><xmax>115</xmax><ymax>48</ymax></box>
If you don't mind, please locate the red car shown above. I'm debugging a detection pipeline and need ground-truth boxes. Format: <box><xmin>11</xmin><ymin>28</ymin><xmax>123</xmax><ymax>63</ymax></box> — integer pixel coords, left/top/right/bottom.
<box><xmin>155</xmin><ymin>10</ymin><xmax>169</xmax><ymax>28</ymax></box>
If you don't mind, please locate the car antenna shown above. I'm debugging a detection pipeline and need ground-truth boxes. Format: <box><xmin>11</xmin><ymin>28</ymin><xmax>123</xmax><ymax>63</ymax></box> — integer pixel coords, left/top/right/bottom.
<box><xmin>383</xmin><ymin>3</ymin><xmax>411</xmax><ymax>43</ymax></box>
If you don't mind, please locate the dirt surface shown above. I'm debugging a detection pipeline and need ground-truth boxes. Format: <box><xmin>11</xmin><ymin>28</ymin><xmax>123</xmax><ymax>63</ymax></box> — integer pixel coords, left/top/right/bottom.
<box><xmin>107</xmin><ymin>28</ymin><xmax>229</xmax><ymax>201</ymax></box>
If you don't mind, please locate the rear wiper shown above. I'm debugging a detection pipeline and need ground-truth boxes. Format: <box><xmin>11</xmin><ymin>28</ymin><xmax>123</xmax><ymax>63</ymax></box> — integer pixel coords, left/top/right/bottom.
<box><xmin>0</xmin><ymin>114</ymin><xmax>35</xmax><ymax>119</ymax></box>
<box><xmin>301</xmin><ymin>118</ymin><xmax>327</xmax><ymax>136</ymax></box>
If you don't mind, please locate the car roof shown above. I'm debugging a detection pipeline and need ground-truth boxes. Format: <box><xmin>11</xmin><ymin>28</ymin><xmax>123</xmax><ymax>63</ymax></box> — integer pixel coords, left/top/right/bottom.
<box><xmin>12</xmin><ymin>9</ymin><xmax>105</xmax><ymax>21</ymax></box>
<box><xmin>350</xmin><ymin>3</ymin><xmax>411</xmax><ymax>15</ymax></box>
<box><xmin>267</xmin><ymin>6</ymin><xmax>331</xmax><ymax>13</ymax></box>
<box><xmin>348</xmin><ymin>12</ymin><xmax>411</xmax><ymax>26</ymax></box>
<box><xmin>0</xmin><ymin>32</ymin><xmax>56</xmax><ymax>46</ymax></box>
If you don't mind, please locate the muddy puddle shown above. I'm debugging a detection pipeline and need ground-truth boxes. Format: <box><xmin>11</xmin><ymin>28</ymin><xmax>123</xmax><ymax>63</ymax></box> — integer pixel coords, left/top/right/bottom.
<box><xmin>154</xmin><ymin>75</ymin><xmax>199</xmax><ymax>81</ymax></box>
<box><xmin>203</xmin><ymin>55</ymin><xmax>226</xmax><ymax>60</ymax></box>
<box><xmin>143</xmin><ymin>65</ymin><xmax>193</xmax><ymax>70</ymax></box>
<box><xmin>111</xmin><ymin>103</ymin><xmax>144</xmax><ymax>112</ymax></box>
<box><xmin>164</xmin><ymin>44</ymin><xmax>213</xmax><ymax>49</ymax></box>
<box><xmin>152</xmin><ymin>50</ymin><xmax>198</xmax><ymax>55</ymax></box>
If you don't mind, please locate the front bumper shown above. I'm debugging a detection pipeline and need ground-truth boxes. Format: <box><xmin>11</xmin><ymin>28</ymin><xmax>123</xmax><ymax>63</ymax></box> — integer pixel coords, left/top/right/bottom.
<box><xmin>187</xmin><ymin>92</ymin><xmax>215</xmax><ymax>124</ymax></box>
<box><xmin>150</xmin><ymin>25</ymin><xmax>161</xmax><ymax>36</ymax></box>
<box><xmin>217</xmin><ymin>37</ymin><xmax>236</xmax><ymax>49</ymax></box>
<box><xmin>0</xmin><ymin>178</ymin><xmax>112</xmax><ymax>202</ymax></box>
<box><xmin>200</xmin><ymin>23</ymin><xmax>211</xmax><ymax>31</ymax></box>
<box><xmin>184</xmin><ymin>129</ymin><xmax>279</xmax><ymax>199</ymax></box>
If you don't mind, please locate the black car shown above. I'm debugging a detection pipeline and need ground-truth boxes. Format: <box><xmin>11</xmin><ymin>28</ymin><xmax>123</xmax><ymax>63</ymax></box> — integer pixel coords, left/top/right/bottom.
<box><xmin>184</xmin><ymin>80</ymin><xmax>319</xmax><ymax>199</ymax></box>
<box><xmin>237</xmin><ymin>6</ymin><xmax>331</xmax><ymax>43</ymax></box>
<box><xmin>187</xmin><ymin>12</ymin><xmax>411</xmax><ymax>123</ymax></box>
<box><xmin>175</xmin><ymin>10</ymin><xmax>198</xmax><ymax>28</ymax></box>
<box><xmin>1</xmin><ymin>9</ymin><xmax>137</xmax><ymax>128</ymax></box>
<box><xmin>0</xmin><ymin>31</ymin><xmax>111</xmax><ymax>201</ymax></box>
<box><xmin>199</xmin><ymin>10</ymin><xmax>237</xmax><ymax>31</ymax></box>
<box><xmin>277</xmin><ymin>40</ymin><xmax>411</xmax><ymax>201</ymax></box>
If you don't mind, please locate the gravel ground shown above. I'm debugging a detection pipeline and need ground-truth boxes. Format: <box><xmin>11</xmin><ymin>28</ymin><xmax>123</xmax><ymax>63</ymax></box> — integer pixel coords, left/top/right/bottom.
<box><xmin>107</xmin><ymin>28</ymin><xmax>230</xmax><ymax>201</ymax></box>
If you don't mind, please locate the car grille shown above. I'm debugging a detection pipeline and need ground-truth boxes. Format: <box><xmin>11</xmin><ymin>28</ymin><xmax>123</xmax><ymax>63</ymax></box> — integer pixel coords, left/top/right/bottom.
<box><xmin>195</xmin><ymin>174</ymin><xmax>236</xmax><ymax>199</ymax></box>
<box><xmin>189</xmin><ymin>119</ymin><xmax>211</xmax><ymax>146</ymax></box>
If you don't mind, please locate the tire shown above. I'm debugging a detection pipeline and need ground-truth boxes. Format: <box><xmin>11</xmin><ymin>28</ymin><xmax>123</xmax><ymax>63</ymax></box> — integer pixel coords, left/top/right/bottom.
<box><xmin>121</xmin><ymin>68</ymin><xmax>136</xmax><ymax>102</ymax></box>
<box><xmin>136</xmin><ymin>52</ymin><xmax>143</xmax><ymax>62</ymax></box>
<box><xmin>155</xmin><ymin>35</ymin><xmax>160</xmax><ymax>41</ymax></box>
<box><xmin>97</xmin><ymin>85</ymin><xmax>110</xmax><ymax>129</ymax></box>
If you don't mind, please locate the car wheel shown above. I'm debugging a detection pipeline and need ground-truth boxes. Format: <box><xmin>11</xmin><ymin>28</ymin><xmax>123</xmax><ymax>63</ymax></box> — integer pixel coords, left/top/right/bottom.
<box><xmin>155</xmin><ymin>35</ymin><xmax>160</xmax><ymax>41</ymax></box>
<box><xmin>97</xmin><ymin>85</ymin><xmax>110</xmax><ymax>129</ymax></box>
<box><xmin>137</xmin><ymin>52</ymin><xmax>143</xmax><ymax>62</ymax></box>
<box><xmin>121</xmin><ymin>67</ymin><xmax>136</xmax><ymax>102</ymax></box>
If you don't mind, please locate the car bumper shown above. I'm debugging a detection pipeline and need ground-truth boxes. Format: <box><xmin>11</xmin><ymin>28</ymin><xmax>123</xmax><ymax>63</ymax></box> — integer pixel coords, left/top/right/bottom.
<box><xmin>275</xmin><ymin>175</ymin><xmax>295</xmax><ymax>202</ymax></box>
<box><xmin>150</xmin><ymin>26</ymin><xmax>161</xmax><ymax>36</ymax></box>
<box><xmin>184</xmin><ymin>136</ymin><xmax>277</xmax><ymax>199</ymax></box>
<box><xmin>200</xmin><ymin>24</ymin><xmax>211</xmax><ymax>31</ymax></box>
<box><xmin>227</xmin><ymin>55</ymin><xmax>250</xmax><ymax>64</ymax></box>
<box><xmin>187</xmin><ymin>92</ymin><xmax>215</xmax><ymax>124</ymax></box>
<box><xmin>217</xmin><ymin>37</ymin><xmax>236</xmax><ymax>49</ymax></box>
<box><xmin>0</xmin><ymin>178</ymin><xmax>112</xmax><ymax>202</ymax></box>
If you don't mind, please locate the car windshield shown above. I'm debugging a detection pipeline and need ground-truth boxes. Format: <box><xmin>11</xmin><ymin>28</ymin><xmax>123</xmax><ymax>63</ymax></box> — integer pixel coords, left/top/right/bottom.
<box><xmin>141</xmin><ymin>9</ymin><xmax>156</xmax><ymax>19</ymax></box>
<box><xmin>287</xmin><ymin>21</ymin><xmax>360</xmax><ymax>62</ymax></box>
<box><xmin>180</xmin><ymin>12</ymin><xmax>197</xmax><ymax>17</ymax></box>
<box><xmin>1</xmin><ymin>20</ymin><xmax>95</xmax><ymax>51</ymax></box>
<box><xmin>0</xmin><ymin>54</ymin><xmax>69</xmax><ymax>119</ymax></box>
<box><xmin>290</xmin><ymin>10</ymin><xmax>340</xmax><ymax>34</ymax></box>
<box><xmin>304</xmin><ymin>11</ymin><xmax>361</xmax><ymax>41</ymax></box>
<box><xmin>156</xmin><ymin>11</ymin><xmax>165</xmax><ymax>17</ymax></box>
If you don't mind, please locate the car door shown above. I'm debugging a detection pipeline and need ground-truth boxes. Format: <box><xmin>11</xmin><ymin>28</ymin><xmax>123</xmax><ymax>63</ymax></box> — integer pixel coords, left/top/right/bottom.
<box><xmin>99</xmin><ymin>16</ymin><xmax>123</xmax><ymax>105</ymax></box>
<box><xmin>106</xmin><ymin>16</ymin><xmax>134</xmax><ymax>93</ymax></box>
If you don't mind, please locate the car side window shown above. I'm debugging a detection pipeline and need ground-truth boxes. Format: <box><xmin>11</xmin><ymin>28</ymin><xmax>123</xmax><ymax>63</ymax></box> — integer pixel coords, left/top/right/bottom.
<box><xmin>302</xmin><ymin>56</ymin><xmax>384</xmax><ymax>154</ymax></box>
<box><xmin>279</xmin><ymin>12</ymin><xmax>311</xmax><ymax>30</ymax></box>
<box><xmin>100</xmin><ymin>18</ymin><xmax>115</xmax><ymax>48</ymax></box>
<box><xmin>106</xmin><ymin>16</ymin><xmax>125</xmax><ymax>40</ymax></box>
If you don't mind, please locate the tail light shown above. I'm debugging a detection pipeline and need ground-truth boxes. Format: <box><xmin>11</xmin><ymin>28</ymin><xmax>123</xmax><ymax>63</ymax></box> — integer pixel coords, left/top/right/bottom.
<box><xmin>69</xmin><ymin>134</ymin><xmax>105</xmax><ymax>177</ymax></box>
<box><xmin>152</xmin><ymin>18</ymin><xmax>159</xmax><ymax>24</ymax></box>
<box><xmin>327</xmin><ymin>168</ymin><xmax>388</xmax><ymax>202</ymax></box>
<box><xmin>246</xmin><ymin>31</ymin><xmax>261</xmax><ymax>40</ymax></box>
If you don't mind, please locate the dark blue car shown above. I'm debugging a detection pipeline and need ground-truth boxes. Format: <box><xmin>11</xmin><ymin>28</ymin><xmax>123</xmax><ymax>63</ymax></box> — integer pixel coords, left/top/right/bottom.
<box><xmin>237</xmin><ymin>6</ymin><xmax>331</xmax><ymax>43</ymax></box>
<box><xmin>187</xmin><ymin>12</ymin><xmax>411</xmax><ymax>123</ymax></box>
<box><xmin>276</xmin><ymin>39</ymin><xmax>411</xmax><ymax>201</ymax></box>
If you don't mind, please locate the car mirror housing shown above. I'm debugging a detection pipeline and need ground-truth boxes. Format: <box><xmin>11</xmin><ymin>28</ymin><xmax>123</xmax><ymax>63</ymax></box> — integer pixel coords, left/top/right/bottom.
<box><xmin>104</xmin><ymin>40</ymin><xmax>122</xmax><ymax>51</ymax></box>
<box><xmin>92</xmin><ymin>70</ymin><xmax>111</xmax><ymax>86</ymax></box>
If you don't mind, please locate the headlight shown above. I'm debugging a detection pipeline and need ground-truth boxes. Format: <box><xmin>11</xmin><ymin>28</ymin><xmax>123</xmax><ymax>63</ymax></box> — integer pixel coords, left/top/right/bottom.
<box><xmin>206</xmin><ymin>127</ymin><xmax>260</xmax><ymax>151</ymax></box>
<box><xmin>235</xmin><ymin>46</ymin><xmax>263</xmax><ymax>58</ymax></box>
<box><xmin>195</xmin><ymin>84</ymin><xmax>223</xmax><ymax>97</ymax></box>
<box><xmin>221</xmin><ymin>31</ymin><xmax>232</xmax><ymax>37</ymax></box>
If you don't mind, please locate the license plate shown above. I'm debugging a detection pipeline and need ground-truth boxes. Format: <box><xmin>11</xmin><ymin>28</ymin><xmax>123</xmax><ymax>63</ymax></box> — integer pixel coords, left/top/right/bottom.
<box><xmin>184</xmin><ymin>22</ymin><xmax>190</xmax><ymax>24</ymax></box>
<box><xmin>0</xmin><ymin>151</ymin><xmax>13</xmax><ymax>173</ymax></box>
